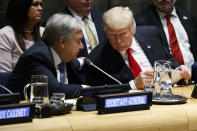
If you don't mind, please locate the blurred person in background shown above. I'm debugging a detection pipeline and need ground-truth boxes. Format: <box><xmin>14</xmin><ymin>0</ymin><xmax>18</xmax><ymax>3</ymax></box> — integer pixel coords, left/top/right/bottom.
<box><xmin>0</xmin><ymin>0</ymin><xmax>44</xmax><ymax>72</ymax></box>
<box><xmin>135</xmin><ymin>0</ymin><xmax>197</xmax><ymax>82</ymax></box>
<box><xmin>62</xmin><ymin>0</ymin><xmax>107</xmax><ymax>57</ymax></box>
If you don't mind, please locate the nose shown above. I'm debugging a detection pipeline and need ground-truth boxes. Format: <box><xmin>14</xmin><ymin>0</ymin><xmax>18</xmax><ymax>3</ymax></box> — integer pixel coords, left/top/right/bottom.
<box><xmin>38</xmin><ymin>4</ymin><xmax>42</xmax><ymax>10</ymax></box>
<box><xmin>116</xmin><ymin>36</ymin><xmax>122</xmax><ymax>44</ymax></box>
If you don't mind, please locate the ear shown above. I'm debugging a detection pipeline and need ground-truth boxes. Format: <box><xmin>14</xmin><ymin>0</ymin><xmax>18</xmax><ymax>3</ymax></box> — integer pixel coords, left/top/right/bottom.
<box><xmin>58</xmin><ymin>36</ymin><xmax>66</xmax><ymax>48</ymax></box>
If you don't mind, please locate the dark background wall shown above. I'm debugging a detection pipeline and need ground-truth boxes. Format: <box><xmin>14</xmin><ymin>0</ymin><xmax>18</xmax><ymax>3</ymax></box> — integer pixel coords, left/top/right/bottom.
<box><xmin>0</xmin><ymin>0</ymin><xmax>196</xmax><ymax>28</ymax></box>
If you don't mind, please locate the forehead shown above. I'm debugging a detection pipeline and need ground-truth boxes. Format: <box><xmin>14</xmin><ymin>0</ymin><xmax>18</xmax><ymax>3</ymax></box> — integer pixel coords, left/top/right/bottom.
<box><xmin>106</xmin><ymin>25</ymin><xmax>131</xmax><ymax>34</ymax></box>
<box><xmin>72</xmin><ymin>30</ymin><xmax>83</xmax><ymax>39</ymax></box>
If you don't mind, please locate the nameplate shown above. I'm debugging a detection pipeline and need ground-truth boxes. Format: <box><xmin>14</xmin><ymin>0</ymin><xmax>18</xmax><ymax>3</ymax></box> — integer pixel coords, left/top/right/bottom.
<box><xmin>0</xmin><ymin>103</ymin><xmax>35</xmax><ymax>125</ymax></box>
<box><xmin>97</xmin><ymin>91</ymin><xmax>152</xmax><ymax>114</ymax></box>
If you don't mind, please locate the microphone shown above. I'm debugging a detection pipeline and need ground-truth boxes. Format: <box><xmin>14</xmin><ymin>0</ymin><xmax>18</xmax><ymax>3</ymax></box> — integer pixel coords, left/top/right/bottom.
<box><xmin>85</xmin><ymin>58</ymin><xmax>122</xmax><ymax>84</ymax></box>
<box><xmin>0</xmin><ymin>84</ymin><xmax>13</xmax><ymax>94</ymax></box>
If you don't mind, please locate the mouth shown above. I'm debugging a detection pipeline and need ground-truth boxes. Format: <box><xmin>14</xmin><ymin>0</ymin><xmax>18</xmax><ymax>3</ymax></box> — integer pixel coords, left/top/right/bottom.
<box><xmin>158</xmin><ymin>0</ymin><xmax>170</xmax><ymax>3</ymax></box>
<box><xmin>37</xmin><ymin>13</ymin><xmax>42</xmax><ymax>17</ymax></box>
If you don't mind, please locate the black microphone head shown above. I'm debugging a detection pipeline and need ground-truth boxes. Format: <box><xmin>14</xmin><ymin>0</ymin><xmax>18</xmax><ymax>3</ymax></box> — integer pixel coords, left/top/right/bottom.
<box><xmin>84</xmin><ymin>58</ymin><xmax>92</xmax><ymax>65</ymax></box>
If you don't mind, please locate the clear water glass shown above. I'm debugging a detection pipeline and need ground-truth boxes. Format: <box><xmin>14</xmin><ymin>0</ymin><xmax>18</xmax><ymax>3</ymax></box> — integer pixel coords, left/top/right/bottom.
<box><xmin>153</xmin><ymin>60</ymin><xmax>172</xmax><ymax>101</ymax></box>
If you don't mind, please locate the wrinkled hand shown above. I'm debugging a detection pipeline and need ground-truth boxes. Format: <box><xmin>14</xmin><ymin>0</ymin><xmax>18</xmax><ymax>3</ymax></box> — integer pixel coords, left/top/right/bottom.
<box><xmin>176</xmin><ymin>65</ymin><xmax>191</xmax><ymax>81</ymax></box>
<box><xmin>134</xmin><ymin>71</ymin><xmax>154</xmax><ymax>90</ymax></box>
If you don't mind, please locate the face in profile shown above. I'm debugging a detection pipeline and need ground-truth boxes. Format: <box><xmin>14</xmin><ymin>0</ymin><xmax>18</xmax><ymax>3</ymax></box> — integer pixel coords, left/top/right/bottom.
<box><xmin>106</xmin><ymin>25</ymin><xmax>135</xmax><ymax>52</ymax></box>
<box><xmin>152</xmin><ymin>0</ymin><xmax>176</xmax><ymax>14</ymax></box>
<box><xmin>63</xmin><ymin>30</ymin><xmax>84</xmax><ymax>62</ymax></box>
<box><xmin>28</xmin><ymin>0</ymin><xmax>43</xmax><ymax>25</ymax></box>
<box><xmin>68</xmin><ymin>0</ymin><xmax>94</xmax><ymax>16</ymax></box>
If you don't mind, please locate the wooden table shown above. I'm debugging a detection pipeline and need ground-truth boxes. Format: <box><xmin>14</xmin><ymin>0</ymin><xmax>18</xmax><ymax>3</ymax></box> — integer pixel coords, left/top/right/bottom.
<box><xmin>0</xmin><ymin>85</ymin><xmax>196</xmax><ymax>131</ymax></box>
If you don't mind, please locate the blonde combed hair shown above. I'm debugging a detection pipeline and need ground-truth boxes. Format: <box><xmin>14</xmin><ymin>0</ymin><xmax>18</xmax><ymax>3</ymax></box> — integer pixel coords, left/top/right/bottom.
<box><xmin>103</xmin><ymin>6</ymin><xmax>136</xmax><ymax>33</ymax></box>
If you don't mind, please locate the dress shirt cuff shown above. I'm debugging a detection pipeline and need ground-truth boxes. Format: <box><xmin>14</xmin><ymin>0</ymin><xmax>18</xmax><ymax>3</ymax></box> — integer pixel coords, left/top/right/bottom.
<box><xmin>129</xmin><ymin>80</ymin><xmax>137</xmax><ymax>90</ymax></box>
<box><xmin>81</xmin><ymin>85</ymin><xmax>90</xmax><ymax>89</ymax></box>
<box><xmin>77</xmin><ymin>58</ymin><xmax>85</xmax><ymax>70</ymax></box>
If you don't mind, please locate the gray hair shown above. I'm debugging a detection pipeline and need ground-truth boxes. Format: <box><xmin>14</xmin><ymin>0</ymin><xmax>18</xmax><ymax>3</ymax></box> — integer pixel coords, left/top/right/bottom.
<box><xmin>103</xmin><ymin>6</ymin><xmax>136</xmax><ymax>33</ymax></box>
<box><xmin>42</xmin><ymin>13</ymin><xmax>81</xmax><ymax>46</ymax></box>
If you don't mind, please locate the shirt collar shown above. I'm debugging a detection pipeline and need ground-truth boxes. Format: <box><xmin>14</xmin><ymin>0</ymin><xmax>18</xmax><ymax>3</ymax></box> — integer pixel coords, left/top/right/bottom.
<box><xmin>49</xmin><ymin>47</ymin><xmax>61</xmax><ymax>68</ymax></box>
<box><xmin>68</xmin><ymin>6</ymin><xmax>92</xmax><ymax>21</ymax></box>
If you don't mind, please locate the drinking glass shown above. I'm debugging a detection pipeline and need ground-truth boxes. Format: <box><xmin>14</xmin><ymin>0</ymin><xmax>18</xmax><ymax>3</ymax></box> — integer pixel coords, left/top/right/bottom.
<box><xmin>153</xmin><ymin>60</ymin><xmax>172</xmax><ymax>101</ymax></box>
<box><xmin>144</xmin><ymin>80</ymin><xmax>155</xmax><ymax>93</ymax></box>
<box><xmin>24</xmin><ymin>75</ymin><xmax>49</xmax><ymax>105</ymax></box>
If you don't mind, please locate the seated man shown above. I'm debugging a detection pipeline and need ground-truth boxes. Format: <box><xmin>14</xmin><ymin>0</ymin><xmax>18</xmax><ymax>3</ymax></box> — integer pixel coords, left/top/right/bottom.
<box><xmin>85</xmin><ymin>6</ymin><xmax>191</xmax><ymax>90</ymax></box>
<box><xmin>134</xmin><ymin>0</ymin><xmax>197</xmax><ymax>82</ymax></box>
<box><xmin>7</xmin><ymin>13</ymin><xmax>85</xmax><ymax>99</ymax></box>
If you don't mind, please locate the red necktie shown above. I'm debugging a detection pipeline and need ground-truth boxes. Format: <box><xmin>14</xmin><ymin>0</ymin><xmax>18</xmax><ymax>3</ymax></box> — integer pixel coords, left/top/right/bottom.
<box><xmin>166</xmin><ymin>14</ymin><xmax>184</xmax><ymax>65</ymax></box>
<box><xmin>126</xmin><ymin>48</ymin><xmax>142</xmax><ymax>78</ymax></box>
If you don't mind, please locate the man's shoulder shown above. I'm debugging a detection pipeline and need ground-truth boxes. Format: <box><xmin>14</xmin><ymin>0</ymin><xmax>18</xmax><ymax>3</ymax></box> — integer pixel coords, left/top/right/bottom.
<box><xmin>22</xmin><ymin>41</ymin><xmax>51</xmax><ymax>60</ymax></box>
<box><xmin>89</xmin><ymin>41</ymin><xmax>111</xmax><ymax>60</ymax></box>
<box><xmin>175</xmin><ymin>6</ymin><xmax>195</xmax><ymax>18</ymax></box>
<box><xmin>91</xmin><ymin>9</ymin><xmax>103</xmax><ymax>15</ymax></box>
<box><xmin>136</xmin><ymin>26</ymin><xmax>159</xmax><ymax>33</ymax></box>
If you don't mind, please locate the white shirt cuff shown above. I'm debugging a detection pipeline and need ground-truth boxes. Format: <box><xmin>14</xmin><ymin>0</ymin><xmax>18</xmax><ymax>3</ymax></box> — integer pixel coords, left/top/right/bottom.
<box><xmin>129</xmin><ymin>80</ymin><xmax>137</xmax><ymax>90</ymax></box>
<box><xmin>77</xmin><ymin>58</ymin><xmax>84</xmax><ymax>70</ymax></box>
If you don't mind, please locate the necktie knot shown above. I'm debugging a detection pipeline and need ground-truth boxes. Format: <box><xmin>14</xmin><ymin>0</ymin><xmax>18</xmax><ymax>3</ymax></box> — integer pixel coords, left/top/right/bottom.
<box><xmin>126</xmin><ymin>48</ymin><xmax>132</xmax><ymax>56</ymax></box>
<box><xmin>82</xmin><ymin>16</ymin><xmax>89</xmax><ymax>24</ymax></box>
<box><xmin>166</xmin><ymin>14</ymin><xmax>172</xmax><ymax>21</ymax></box>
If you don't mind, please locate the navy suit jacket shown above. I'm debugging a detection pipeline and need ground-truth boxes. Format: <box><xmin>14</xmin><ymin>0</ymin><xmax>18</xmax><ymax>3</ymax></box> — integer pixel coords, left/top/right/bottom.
<box><xmin>7</xmin><ymin>40</ymin><xmax>83</xmax><ymax>99</ymax></box>
<box><xmin>135</xmin><ymin>4</ymin><xmax>197</xmax><ymax>61</ymax></box>
<box><xmin>62</xmin><ymin>7</ymin><xmax>107</xmax><ymax>57</ymax></box>
<box><xmin>85</xmin><ymin>26</ymin><xmax>180</xmax><ymax>86</ymax></box>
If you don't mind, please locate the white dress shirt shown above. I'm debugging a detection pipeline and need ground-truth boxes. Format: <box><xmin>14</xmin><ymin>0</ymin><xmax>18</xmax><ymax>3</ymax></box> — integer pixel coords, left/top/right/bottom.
<box><xmin>49</xmin><ymin>47</ymin><xmax>68</xmax><ymax>84</ymax></box>
<box><xmin>120</xmin><ymin>37</ymin><xmax>153</xmax><ymax>90</ymax></box>
<box><xmin>157</xmin><ymin>7</ymin><xmax>194</xmax><ymax>68</ymax></box>
<box><xmin>68</xmin><ymin>7</ymin><xmax>99</xmax><ymax>53</ymax></box>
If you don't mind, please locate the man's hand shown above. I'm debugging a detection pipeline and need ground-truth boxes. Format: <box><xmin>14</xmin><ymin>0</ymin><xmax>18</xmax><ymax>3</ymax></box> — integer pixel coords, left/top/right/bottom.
<box><xmin>176</xmin><ymin>65</ymin><xmax>191</xmax><ymax>81</ymax></box>
<box><xmin>134</xmin><ymin>71</ymin><xmax>154</xmax><ymax>90</ymax></box>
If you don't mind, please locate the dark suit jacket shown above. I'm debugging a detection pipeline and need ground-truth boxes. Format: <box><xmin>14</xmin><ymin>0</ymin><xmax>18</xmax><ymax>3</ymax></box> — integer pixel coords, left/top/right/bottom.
<box><xmin>85</xmin><ymin>26</ymin><xmax>180</xmax><ymax>86</ymax></box>
<box><xmin>7</xmin><ymin>40</ymin><xmax>83</xmax><ymax>99</ymax></box>
<box><xmin>62</xmin><ymin>7</ymin><xmax>107</xmax><ymax>57</ymax></box>
<box><xmin>135</xmin><ymin>4</ymin><xmax>197</xmax><ymax>61</ymax></box>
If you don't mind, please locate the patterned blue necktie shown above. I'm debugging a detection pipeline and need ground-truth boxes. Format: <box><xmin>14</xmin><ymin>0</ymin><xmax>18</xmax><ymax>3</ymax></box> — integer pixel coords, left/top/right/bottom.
<box><xmin>59</xmin><ymin>62</ymin><xmax>65</xmax><ymax>84</ymax></box>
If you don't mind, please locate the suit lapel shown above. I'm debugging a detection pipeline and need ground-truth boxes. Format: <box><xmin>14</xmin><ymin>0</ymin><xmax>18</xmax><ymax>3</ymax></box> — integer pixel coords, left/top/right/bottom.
<box><xmin>134</xmin><ymin>34</ymin><xmax>156</xmax><ymax>67</ymax></box>
<box><xmin>150</xmin><ymin>5</ymin><xmax>170</xmax><ymax>49</ymax></box>
<box><xmin>176</xmin><ymin>7</ymin><xmax>191</xmax><ymax>40</ymax></box>
<box><xmin>108</xmin><ymin>44</ymin><xmax>134</xmax><ymax>82</ymax></box>
<box><xmin>42</xmin><ymin>42</ymin><xmax>57</xmax><ymax>77</ymax></box>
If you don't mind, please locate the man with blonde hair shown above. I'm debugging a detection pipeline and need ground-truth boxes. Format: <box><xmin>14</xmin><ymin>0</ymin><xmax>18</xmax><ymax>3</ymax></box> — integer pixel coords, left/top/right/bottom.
<box><xmin>85</xmin><ymin>6</ymin><xmax>191</xmax><ymax>90</ymax></box>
